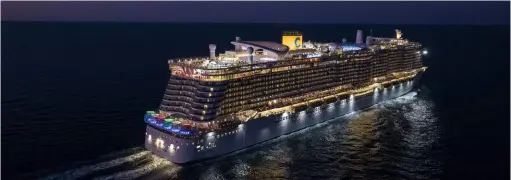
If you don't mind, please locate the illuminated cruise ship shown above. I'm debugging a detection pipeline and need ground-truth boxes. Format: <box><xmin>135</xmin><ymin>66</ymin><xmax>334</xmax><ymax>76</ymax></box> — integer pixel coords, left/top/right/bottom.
<box><xmin>144</xmin><ymin>29</ymin><xmax>427</xmax><ymax>163</ymax></box>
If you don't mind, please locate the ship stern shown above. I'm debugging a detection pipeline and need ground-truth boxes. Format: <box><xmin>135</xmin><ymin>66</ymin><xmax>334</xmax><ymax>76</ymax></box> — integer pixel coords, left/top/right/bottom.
<box><xmin>144</xmin><ymin>125</ymin><xmax>197</xmax><ymax>164</ymax></box>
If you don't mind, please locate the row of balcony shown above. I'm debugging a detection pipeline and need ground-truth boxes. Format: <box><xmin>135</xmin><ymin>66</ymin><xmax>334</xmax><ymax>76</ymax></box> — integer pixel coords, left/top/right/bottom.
<box><xmin>160</xmin><ymin>105</ymin><xmax>217</xmax><ymax>121</ymax></box>
<box><xmin>163</xmin><ymin>93</ymin><xmax>224</xmax><ymax>105</ymax></box>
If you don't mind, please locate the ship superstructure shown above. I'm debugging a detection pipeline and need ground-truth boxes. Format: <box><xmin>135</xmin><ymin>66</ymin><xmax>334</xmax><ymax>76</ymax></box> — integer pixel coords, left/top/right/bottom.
<box><xmin>144</xmin><ymin>30</ymin><xmax>427</xmax><ymax>163</ymax></box>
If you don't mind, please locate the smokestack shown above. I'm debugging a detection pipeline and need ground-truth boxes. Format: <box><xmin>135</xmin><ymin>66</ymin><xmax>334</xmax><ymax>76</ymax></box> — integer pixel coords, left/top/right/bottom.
<box><xmin>247</xmin><ymin>47</ymin><xmax>254</xmax><ymax>64</ymax></box>
<box><xmin>209</xmin><ymin>44</ymin><xmax>216</xmax><ymax>60</ymax></box>
<box><xmin>395</xmin><ymin>29</ymin><xmax>402</xmax><ymax>39</ymax></box>
<box><xmin>235</xmin><ymin>37</ymin><xmax>241</xmax><ymax>51</ymax></box>
<box><xmin>356</xmin><ymin>30</ymin><xmax>363</xmax><ymax>44</ymax></box>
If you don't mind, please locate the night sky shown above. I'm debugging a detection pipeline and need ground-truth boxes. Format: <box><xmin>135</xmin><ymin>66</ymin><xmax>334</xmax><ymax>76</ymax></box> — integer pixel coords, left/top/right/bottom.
<box><xmin>2</xmin><ymin>1</ymin><xmax>509</xmax><ymax>25</ymax></box>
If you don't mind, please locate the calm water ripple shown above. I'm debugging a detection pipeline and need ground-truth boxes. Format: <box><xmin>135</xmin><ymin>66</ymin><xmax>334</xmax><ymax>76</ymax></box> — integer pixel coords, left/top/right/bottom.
<box><xmin>32</xmin><ymin>92</ymin><xmax>444</xmax><ymax>180</ymax></box>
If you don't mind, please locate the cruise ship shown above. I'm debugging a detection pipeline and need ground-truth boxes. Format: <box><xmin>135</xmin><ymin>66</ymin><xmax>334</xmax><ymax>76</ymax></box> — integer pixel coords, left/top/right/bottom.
<box><xmin>144</xmin><ymin>29</ymin><xmax>427</xmax><ymax>164</ymax></box>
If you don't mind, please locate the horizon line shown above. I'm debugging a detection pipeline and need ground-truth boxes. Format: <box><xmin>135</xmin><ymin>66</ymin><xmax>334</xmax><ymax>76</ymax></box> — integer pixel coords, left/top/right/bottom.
<box><xmin>2</xmin><ymin>20</ymin><xmax>509</xmax><ymax>26</ymax></box>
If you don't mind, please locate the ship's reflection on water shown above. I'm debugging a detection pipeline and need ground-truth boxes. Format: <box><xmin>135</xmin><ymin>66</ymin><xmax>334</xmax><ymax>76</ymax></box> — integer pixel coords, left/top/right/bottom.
<box><xmin>39</xmin><ymin>92</ymin><xmax>443</xmax><ymax>180</ymax></box>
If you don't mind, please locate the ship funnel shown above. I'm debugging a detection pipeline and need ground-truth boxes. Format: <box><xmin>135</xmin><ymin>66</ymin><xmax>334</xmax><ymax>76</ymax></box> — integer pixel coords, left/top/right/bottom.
<box><xmin>356</xmin><ymin>30</ymin><xmax>363</xmax><ymax>44</ymax></box>
<box><xmin>209</xmin><ymin>44</ymin><xmax>216</xmax><ymax>60</ymax></box>
<box><xmin>247</xmin><ymin>47</ymin><xmax>254</xmax><ymax>64</ymax></box>
<box><xmin>235</xmin><ymin>37</ymin><xmax>241</xmax><ymax>51</ymax></box>
<box><xmin>395</xmin><ymin>29</ymin><xmax>403</xmax><ymax>39</ymax></box>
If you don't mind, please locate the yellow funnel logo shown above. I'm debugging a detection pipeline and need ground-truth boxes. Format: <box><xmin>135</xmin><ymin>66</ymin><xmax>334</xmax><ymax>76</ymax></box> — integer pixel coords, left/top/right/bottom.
<box><xmin>282</xmin><ymin>35</ymin><xmax>302</xmax><ymax>50</ymax></box>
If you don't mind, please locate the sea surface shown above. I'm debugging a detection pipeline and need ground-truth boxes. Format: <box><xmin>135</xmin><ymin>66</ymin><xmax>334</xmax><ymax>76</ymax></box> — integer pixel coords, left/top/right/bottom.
<box><xmin>2</xmin><ymin>23</ymin><xmax>509</xmax><ymax>180</ymax></box>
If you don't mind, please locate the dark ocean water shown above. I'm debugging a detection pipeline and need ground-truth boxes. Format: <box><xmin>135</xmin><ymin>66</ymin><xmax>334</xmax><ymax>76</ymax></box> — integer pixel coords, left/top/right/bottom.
<box><xmin>1</xmin><ymin>22</ymin><xmax>509</xmax><ymax>180</ymax></box>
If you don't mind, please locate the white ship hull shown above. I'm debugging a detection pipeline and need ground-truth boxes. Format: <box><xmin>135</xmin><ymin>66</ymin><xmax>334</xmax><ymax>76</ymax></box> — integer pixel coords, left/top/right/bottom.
<box><xmin>145</xmin><ymin>73</ymin><xmax>422</xmax><ymax>164</ymax></box>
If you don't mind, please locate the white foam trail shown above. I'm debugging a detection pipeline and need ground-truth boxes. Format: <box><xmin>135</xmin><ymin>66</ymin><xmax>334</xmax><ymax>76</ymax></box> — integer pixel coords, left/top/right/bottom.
<box><xmin>91</xmin><ymin>154</ymin><xmax>173</xmax><ymax>180</ymax></box>
<box><xmin>383</xmin><ymin>92</ymin><xmax>418</xmax><ymax>105</ymax></box>
<box><xmin>40</xmin><ymin>151</ymin><xmax>150</xmax><ymax>180</ymax></box>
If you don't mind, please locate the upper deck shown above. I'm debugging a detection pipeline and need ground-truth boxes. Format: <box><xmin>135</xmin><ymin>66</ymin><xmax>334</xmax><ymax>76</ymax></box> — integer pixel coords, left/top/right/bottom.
<box><xmin>167</xmin><ymin>30</ymin><xmax>421</xmax><ymax>81</ymax></box>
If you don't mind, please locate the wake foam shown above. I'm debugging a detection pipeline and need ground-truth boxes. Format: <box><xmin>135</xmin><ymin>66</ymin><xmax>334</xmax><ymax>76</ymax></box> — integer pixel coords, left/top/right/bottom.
<box><xmin>40</xmin><ymin>151</ymin><xmax>150</xmax><ymax>180</ymax></box>
<box><xmin>91</xmin><ymin>155</ymin><xmax>176</xmax><ymax>180</ymax></box>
